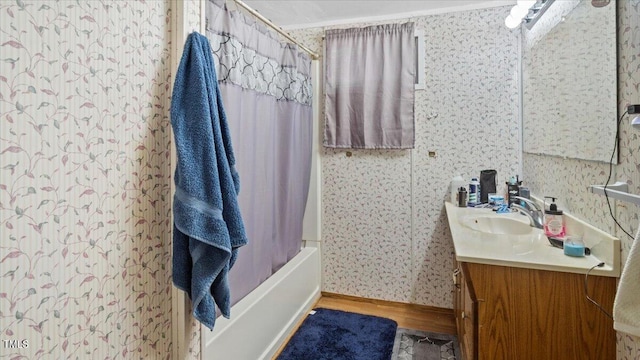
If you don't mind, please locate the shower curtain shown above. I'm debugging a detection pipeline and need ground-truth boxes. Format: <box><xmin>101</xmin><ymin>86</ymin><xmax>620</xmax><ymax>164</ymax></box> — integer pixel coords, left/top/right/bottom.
<box><xmin>205</xmin><ymin>0</ymin><xmax>313</xmax><ymax>305</ymax></box>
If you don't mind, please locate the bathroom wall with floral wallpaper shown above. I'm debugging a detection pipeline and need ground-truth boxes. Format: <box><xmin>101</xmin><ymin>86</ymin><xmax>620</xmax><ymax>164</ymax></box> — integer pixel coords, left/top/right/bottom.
<box><xmin>290</xmin><ymin>5</ymin><xmax>520</xmax><ymax>309</ymax></box>
<box><xmin>523</xmin><ymin>1</ymin><xmax>640</xmax><ymax>358</ymax></box>
<box><xmin>3</xmin><ymin>0</ymin><xmax>636</xmax><ymax>359</ymax></box>
<box><xmin>0</xmin><ymin>1</ymin><xmax>174</xmax><ymax>358</ymax></box>
<box><xmin>182</xmin><ymin>1</ymin><xmax>203</xmax><ymax>358</ymax></box>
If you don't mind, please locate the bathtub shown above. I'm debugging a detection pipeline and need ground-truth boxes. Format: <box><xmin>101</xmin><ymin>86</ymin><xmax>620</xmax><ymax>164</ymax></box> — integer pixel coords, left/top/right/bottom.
<box><xmin>201</xmin><ymin>243</ymin><xmax>321</xmax><ymax>359</ymax></box>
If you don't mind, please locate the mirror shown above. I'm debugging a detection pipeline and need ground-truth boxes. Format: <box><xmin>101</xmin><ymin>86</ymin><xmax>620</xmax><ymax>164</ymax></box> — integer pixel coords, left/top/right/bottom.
<box><xmin>522</xmin><ymin>0</ymin><xmax>617</xmax><ymax>163</ymax></box>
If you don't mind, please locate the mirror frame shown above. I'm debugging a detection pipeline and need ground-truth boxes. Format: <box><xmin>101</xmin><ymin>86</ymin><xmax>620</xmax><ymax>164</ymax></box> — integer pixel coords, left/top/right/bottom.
<box><xmin>521</xmin><ymin>0</ymin><xmax>618</xmax><ymax>163</ymax></box>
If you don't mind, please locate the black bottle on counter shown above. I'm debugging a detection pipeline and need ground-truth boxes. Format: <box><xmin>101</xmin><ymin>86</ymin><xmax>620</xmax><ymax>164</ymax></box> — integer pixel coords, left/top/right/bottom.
<box><xmin>457</xmin><ymin>187</ymin><xmax>468</xmax><ymax>207</ymax></box>
<box><xmin>506</xmin><ymin>176</ymin><xmax>521</xmax><ymax>206</ymax></box>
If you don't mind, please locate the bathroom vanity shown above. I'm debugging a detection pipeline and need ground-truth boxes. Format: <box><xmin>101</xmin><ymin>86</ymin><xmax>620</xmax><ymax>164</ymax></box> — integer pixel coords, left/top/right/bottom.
<box><xmin>446</xmin><ymin>202</ymin><xmax>620</xmax><ymax>360</ymax></box>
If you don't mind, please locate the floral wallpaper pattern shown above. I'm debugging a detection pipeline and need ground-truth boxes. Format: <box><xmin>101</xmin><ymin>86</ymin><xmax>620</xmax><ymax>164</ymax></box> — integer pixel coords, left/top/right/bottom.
<box><xmin>523</xmin><ymin>1</ymin><xmax>640</xmax><ymax>359</ymax></box>
<box><xmin>411</xmin><ymin>7</ymin><xmax>519</xmax><ymax>307</ymax></box>
<box><xmin>290</xmin><ymin>5</ymin><xmax>520</xmax><ymax>309</ymax></box>
<box><xmin>0</xmin><ymin>0</ymin><xmax>173</xmax><ymax>359</ymax></box>
<box><xmin>2</xmin><ymin>0</ymin><xmax>633</xmax><ymax>359</ymax></box>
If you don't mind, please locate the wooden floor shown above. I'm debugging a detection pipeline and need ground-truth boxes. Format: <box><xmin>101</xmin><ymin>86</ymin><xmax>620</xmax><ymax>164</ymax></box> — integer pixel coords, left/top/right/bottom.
<box><xmin>272</xmin><ymin>292</ymin><xmax>456</xmax><ymax>359</ymax></box>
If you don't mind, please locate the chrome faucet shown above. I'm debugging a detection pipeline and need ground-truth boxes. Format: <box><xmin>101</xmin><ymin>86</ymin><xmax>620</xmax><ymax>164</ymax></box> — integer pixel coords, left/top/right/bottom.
<box><xmin>511</xmin><ymin>196</ymin><xmax>544</xmax><ymax>229</ymax></box>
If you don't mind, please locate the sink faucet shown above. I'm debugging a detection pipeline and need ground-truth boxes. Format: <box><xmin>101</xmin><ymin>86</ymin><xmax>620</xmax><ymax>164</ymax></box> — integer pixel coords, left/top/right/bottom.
<box><xmin>511</xmin><ymin>196</ymin><xmax>544</xmax><ymax>229</ymax></box>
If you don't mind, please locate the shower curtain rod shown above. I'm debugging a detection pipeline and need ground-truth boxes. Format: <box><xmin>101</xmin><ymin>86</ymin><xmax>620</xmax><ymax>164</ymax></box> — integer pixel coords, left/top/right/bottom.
<box><xmin>230</xmin><ymin>0</ymin><xmax>320</xmax><ymax>60</ymax></box>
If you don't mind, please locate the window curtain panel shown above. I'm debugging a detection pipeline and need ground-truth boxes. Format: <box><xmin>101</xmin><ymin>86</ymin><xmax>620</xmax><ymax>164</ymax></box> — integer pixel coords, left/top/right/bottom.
<box><xmin>205</xmin><ymin>0</ymin><xmax>313</xmax><ymax>305</ymax></box>
<box><xmin>324</xmin><ymin>23</ymin><xmax>415</xmax><ymax>149</ymax></box>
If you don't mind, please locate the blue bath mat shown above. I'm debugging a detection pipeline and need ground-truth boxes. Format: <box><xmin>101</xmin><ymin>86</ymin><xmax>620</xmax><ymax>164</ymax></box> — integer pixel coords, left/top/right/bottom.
<box><xmin>277</xmin><ymin>308</ymin><xmax>398</xmax><ymax>360</ymax></box>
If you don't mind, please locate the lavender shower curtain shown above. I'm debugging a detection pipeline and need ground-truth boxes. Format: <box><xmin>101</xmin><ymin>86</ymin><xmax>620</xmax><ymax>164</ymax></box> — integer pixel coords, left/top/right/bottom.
<box><xmin>205</xmin><ymin>0</ymin><xmax>313</xmax><ymax>305</ymax></box>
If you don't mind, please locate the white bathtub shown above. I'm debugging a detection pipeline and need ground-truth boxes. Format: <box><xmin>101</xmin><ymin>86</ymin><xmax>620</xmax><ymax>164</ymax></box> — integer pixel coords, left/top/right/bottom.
<box><xmin>201</xmin><ymin>244</ymin><xmax>321</xmax><ymax>360</ymax></box>
<box><xmin>199</xmin><ymin>59</ymin><xmax>323</xmax><ymax>360</ymax></box>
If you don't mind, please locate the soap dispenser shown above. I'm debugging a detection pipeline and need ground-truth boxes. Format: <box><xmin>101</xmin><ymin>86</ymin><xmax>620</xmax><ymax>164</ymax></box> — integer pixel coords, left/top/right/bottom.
<box><xmin>544</xmin><ymin>197</ymin><xmax>565</xmax><ymax>238</ymax></box>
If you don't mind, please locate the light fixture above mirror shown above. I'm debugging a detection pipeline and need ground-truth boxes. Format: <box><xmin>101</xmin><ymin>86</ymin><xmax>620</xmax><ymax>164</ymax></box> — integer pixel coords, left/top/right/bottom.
<box><xmin>505</xmin><ymin>0</ymin><xmax>555</xmax><ymax>29</ymax></box>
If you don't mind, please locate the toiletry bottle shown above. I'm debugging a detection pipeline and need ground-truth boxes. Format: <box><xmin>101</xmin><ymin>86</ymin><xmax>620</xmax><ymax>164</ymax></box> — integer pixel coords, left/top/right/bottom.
<box><xmin>506</xmin><ymin>176</ymin><xmax>520</xmax><ymax>207</ymax></box>
<box><xmin>468</xmin><ymin>178</ymin><xmax>480</xmax><ymax>206</ymax></box>
<box><xmin>457</xmin><ymin>187</ymin><xmax>467</xmax><ymax>207</ymax></box>
<box><xmin>544</xmin><ymin>197</ymin><xmax>565</xmax><ymax>238</ymax></box>
<box><xmin>450</xmin><ymin>176</ymin><xmax>466</xmax><ymax>204</ymax></box>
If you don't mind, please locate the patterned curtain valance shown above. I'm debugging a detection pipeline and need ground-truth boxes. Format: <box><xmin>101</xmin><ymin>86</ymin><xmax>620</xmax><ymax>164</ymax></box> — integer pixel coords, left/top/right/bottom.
<box><xmin>208</xmin><ymin>32</ymin><xmax>312</xmax><ymax>106</ymax></box>
<box><xmin>206</xmin><ymin>0</ymin><xmax>312</xmax><ymax>106</ymax></box>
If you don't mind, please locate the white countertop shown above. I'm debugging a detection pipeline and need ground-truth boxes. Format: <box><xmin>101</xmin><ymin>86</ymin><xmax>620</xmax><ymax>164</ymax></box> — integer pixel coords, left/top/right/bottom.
<box><xmin>445</xmin><ymin>202</ymin><xmax>620</xmax><ymax>277</ymax></box>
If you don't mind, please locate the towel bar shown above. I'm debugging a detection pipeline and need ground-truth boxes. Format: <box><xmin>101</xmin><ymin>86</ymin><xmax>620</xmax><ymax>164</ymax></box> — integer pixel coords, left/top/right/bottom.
<box><xmin>589</xmin><ymin>181</ymin><xmax>640</xmax><ymax>207</ymax></box>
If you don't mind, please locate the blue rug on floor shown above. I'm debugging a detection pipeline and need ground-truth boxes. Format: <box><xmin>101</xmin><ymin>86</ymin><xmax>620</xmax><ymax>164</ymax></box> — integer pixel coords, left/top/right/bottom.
<box><xmin>277</xmin><ymin>308</ymin><xmax>398</xmax><ymax>360</ymax></box>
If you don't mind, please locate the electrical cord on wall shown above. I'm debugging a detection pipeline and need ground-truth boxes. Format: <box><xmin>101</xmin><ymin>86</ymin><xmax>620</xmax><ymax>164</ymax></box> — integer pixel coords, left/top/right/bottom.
<box><xmin>584</xmin><ymin>262</ymin><xmax>613</xmax><ymax>319</ymax></box>
<box><xmin>604</xmin><ymin>109</ymin><xmax>634</xmax><ymax>240</ymax></box>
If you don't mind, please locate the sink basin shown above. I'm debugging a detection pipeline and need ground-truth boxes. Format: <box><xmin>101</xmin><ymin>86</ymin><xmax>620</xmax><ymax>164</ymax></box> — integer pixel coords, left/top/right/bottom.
<box><xmin>446</xmin><ymin>202</ymin><xmax>621</xmax><ymax>278</ymax></box>
<box><xmin>460</xmin><ymin>215</ymin><xmax>534</xmax><ymax>235</ymax></box>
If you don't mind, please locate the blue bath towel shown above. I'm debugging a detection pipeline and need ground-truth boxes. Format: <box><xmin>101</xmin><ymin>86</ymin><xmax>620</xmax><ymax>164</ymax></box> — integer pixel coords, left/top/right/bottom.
<box><xmin>171</xmin><ymin>32</ymin><xmax>248</xmax><ymax>330</ymax></box>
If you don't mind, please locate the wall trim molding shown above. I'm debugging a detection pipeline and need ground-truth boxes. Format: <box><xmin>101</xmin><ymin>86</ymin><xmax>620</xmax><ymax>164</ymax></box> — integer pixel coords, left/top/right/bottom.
<box><xmin>320</xmin><ymin>292</ymin><xmax>455</xmax><ymax>316</ymax></box>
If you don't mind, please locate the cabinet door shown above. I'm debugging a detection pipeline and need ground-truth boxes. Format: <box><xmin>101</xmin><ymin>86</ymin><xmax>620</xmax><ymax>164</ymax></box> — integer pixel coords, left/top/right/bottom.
<box><xmin>466</xmin><ymin>262</ymin><xmax>616</xmax><ymax>360</ymax></box>
<box><xmin>460</xmin><ymin>263</ymin><xmax>477</xmax><ymax>360</ymax></box>
<box><xmin>453</xmin><ymin>257</ymin><xmax>464</xmax><ymax>344</ymax></box>
<box><xmin>454</xmin><ymin>261</ymin><xmax>478</xmax><ymax>360</ymax></box>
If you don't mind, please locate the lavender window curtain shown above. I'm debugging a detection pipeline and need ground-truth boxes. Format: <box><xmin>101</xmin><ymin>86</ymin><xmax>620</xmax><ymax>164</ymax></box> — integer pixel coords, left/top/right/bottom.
<box><xmin>324</xmin><ymin>23</ymin><xmax>415</xmax><ymax>149</ymax></box>
<box><xmin>206</xmin><ymin>0</ymin><xmax>313</xmax><ymax>305</ymax></box>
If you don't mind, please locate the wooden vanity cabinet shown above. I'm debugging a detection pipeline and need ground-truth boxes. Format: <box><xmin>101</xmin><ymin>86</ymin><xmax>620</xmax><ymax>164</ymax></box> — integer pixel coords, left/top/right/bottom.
<box><xmin>453</xmin><ymin>260</ymin><xmax>617</xmax><ymax>360</ymax></box>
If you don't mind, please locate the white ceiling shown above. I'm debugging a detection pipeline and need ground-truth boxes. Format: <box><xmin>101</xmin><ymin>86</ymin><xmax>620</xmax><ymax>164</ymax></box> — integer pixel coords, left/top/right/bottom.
<box><xmin>242</xmin><ymin>0</ymin><xmax>515</xmax><ymax>29</ymax></box>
